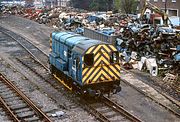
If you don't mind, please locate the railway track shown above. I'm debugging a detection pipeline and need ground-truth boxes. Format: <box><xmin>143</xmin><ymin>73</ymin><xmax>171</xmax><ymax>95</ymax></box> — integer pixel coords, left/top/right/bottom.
<box><xmin>1</xmin><ymin>26</ymin><xmax>180</xmax><ymax>121</ymax></box>
<box><xmin>0</xmin><ymin>26</ymin><xmax>49</xmax><ymax>70</ymax></box>
<box><xmin>15</xmin><ymin>56</ymin><xmax>143</xmax><ymax>122</ymax></box>
<box><xmin>120</xmin><ymin>68</ymin><xmax>180</xmax><ymax>117</ymax></box>
<box><xmin>81</xmin><ymin>96</ymin><xmax>142</xmax><ymax>122</ymax></box>
<box><xmin>0</xmin><ymin>73</ymin><xmax>52</xmax><ymax>122</ymax></box>
<box><xmin>16</xmin><ymin>56</ymin><xmax>51</xmax><ymax>82</ymax></box>
<box><xmin>0</xmin><ymin>27</ymin><xmax>144</xmax><ymax>121</ymax></box>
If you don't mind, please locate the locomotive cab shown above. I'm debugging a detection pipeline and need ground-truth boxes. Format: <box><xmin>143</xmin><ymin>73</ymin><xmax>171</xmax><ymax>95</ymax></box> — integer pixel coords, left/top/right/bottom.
<box><xmin>70</xmin><ymin>41</ymin><xmax>121</xmax><ymax>96</ymax></box>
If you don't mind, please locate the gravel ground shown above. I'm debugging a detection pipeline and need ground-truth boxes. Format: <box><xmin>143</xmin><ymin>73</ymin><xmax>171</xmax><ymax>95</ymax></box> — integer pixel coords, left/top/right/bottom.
<box><xmin>0</xmin><ymin>56</ymin><xmax>58</xmax><ymax>120</ymax></box>
<box><xmin>0</xmin><ymin>15</ymin><xmax>55</xmax><ymax>55</ymax></box>
<box><xmin>0</xmin><ymin>108</ymin><xmax>11</xmax><ymax>122</ymax></box>
<box><xmin>111</xmin><ymin>82</ymin><xmax>180</xmax><ymax>122</ymax></box>
<box><xmin>130</xmin><ymin>69</ymin><xmax>179</xmax><ymax>101</ymax></box>
<box><xmin>0</xmin><ymin>15</ymin><xmax>180</xmax><ymax>122</ymax></box>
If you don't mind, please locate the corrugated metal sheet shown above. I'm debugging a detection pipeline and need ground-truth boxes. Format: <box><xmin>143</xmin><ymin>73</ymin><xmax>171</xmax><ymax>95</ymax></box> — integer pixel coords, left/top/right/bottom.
<box><xmin>84</xmin><ymin>27</ymin><xmax>120</xmax><ymax>45</ymax></box>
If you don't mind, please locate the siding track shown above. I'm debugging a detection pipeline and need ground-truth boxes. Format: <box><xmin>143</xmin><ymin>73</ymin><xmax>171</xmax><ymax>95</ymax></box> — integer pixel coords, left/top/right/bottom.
<box><xmin>0</xmin><ymin>26</ymin><xmax>49</xmax><ymax>70</ymax></box>
<box><xmin>120</xmin><ymin>68</ymin><xmax>180</xmax><ymax>117</ymax></box>
<box><xmin>0</xmin><ymin>73</ymin><xmax>52</xmax><ymax>122</ymax></box>
<box><xmin>81</xmin><ymin>95</ymin><xmax>142</xmax><ymax>122</ymax></box>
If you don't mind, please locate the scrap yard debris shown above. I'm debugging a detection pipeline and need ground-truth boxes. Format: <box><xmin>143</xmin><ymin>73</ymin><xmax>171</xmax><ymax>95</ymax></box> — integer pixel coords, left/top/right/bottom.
<box><xmin>0</xmin><ymin>5</ymin><xmax>179</xmax><ymax>91</ymax></box>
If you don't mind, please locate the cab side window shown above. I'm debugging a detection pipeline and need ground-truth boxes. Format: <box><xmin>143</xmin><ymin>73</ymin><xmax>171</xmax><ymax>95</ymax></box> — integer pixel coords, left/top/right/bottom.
<box><xmin>84</xmin><ymin>54</ymin><xmax>94</xmax><ymax>67</ymax></box>
<box><xmin>110</xmin><ymin>51</ymin><xmax>119</xmax><ymax>63</ymax></box>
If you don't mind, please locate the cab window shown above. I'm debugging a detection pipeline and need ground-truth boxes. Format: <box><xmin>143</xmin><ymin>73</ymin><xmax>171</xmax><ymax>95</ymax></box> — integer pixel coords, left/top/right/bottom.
<box><xmin>84</xmin><ymin>54</ymin><xmax>94</xmax><ymax>66</ymax></box>
<box><xmin>110</xmin><ymin>51</ymin><xmax>119</xmax><ymax>63</ymax></box>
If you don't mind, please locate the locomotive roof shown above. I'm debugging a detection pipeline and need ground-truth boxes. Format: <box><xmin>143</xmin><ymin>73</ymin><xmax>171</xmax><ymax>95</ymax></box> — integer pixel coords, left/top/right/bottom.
<box><xmin>72</xmin><ymin>39</ymin><xmax>107</xmax><ymax>55</ymax></box>
<box><xmin>52</xmin><ymin>31</ymin><xmax>108</xmax><ymax>55</ymax></box>
<box><xmin>53</xmin><ymin>31</ymin><xmax>90</xmax><ymax>48</ymax></box>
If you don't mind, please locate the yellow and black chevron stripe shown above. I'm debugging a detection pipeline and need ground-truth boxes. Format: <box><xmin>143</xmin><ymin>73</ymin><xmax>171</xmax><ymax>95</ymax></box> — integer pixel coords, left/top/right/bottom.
<box><xmin>82</xmin><ymin>44</ymin><xmax>120</xmax><ymax>84</ymax></box>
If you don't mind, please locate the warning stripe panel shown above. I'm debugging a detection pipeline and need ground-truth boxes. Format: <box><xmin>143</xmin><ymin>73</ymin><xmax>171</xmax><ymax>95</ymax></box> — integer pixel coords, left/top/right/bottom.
<box><xmin>94</xmin><ymin>56</ymin><xmax>109</xmax><ymax>67</ymax></box>
<box><xmin>82</xmin><ymin>44</ymin><xmax>120</xmax><ymax>84</ymax></box>
<box><xmin>93</xmin><ymin>67</ymin><xmax>110</xmax><ymax>82</ymax></box>
<box><xmin>82</xmin><ymin>45</ymin><xmax>110</xmax><ymax>76</ymax></box>
<box><xmin>83</xmin><ymin>67</ymin><xmax>100</xmax><ymax>82</ymax></box>
<box><xmin>82</xmin><ymin>46</ymin><xmax>110</xmax><ymax>77</ymax></box>
<box><xmin>93</xmin><ymin>70</ymin><xmax>108</xmax><ymax>82</ymax></box>
<box><xmin>93</xmin><ymin>47</ymin><xmax>109</xmax><ymax>60</ymax></box>
<box><xmin>83</xmin><ymin>65</ymin><xmax>119</xmax><ymax>84</ymax></box>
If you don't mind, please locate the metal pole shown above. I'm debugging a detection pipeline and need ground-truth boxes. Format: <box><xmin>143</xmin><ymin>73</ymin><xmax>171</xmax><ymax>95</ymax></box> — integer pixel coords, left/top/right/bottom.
<box><xmin>164</xmin><ymin>0</ymin><xmax>168</xmax><ymax>25</ymax></box>
<box><xmin>165</xmin><ymin>0</ymin><xmax>167</xmax><ymax>13</ymax></box>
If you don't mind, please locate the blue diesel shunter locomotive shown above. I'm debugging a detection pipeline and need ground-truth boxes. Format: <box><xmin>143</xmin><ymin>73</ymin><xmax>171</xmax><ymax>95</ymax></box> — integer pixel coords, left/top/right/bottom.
<box><xmin>49</xmin><ymin>31</ymin><xmax>121</xmax><ymax>96</ymax></box>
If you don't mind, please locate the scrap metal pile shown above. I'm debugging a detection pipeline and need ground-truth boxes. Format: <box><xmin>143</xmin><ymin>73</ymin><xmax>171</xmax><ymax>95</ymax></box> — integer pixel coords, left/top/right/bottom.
<box><xmin>1</xmin><ymin>5</ymin><xmax>179</xmax><ymax>91</ymax></box>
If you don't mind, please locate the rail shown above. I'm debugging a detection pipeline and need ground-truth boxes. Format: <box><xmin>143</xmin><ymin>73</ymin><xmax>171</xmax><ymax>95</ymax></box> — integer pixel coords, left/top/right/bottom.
<box><xmin>0</xmin><ymin>26</ymin><xmax>49</xmax><ymax>72</ymax></box>
<box><xmin>102</xmin><ymin>96</ymin><xmax>142</xmax><ymax>122</ymax></box>
<box><xmin>120</xmin><ymin>68</ymin><xmax>180</xmax><ymax>117</ymax></box>
<box><xmin>0</xmin><ymin>96</ymin><xmax>20</xmax><ymax>122</ymax></box>
<box><xmin>0</xmin><ymin>73</ymin><xmax>52</xmax><ymax>122</ymax></box>
<box><xmin>81</xmin><ymin>96</ymin><xmax>142</xmax><ymax>122</ymax></box>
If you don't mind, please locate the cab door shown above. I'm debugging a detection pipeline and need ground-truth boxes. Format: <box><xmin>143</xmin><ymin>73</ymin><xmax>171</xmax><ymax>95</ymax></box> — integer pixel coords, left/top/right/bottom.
<box><xmin>72</xmin><ymin>58</ymin><xmax>77</xmax><ymax>80</ymax></box>
<box><xmin>72</xmin><ymin>56</ymin><xmax>80</xmax><ymax>81</ymax></box>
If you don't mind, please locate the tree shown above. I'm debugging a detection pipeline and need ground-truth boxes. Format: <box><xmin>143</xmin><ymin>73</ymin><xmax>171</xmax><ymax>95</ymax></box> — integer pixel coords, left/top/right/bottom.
<box><xmin>114</xmin><ymin>0</ymin><xmax>121</xmax><ymax>12</ymax></box>
<box><xmin>70</xmin><ymin>0</ymin><xmax>113</xmax><ymax>11</ymax></box>
<box><xmin>70</xmin><ymin>0</ymin><xmax>91</xmax><ymax>10</ymax></box>
<box><xmin>89</xmin><ymin>0</ymin><xmax>99</xmax><ymax>11</ymax></box>
<box><xmin>114</xmin><ymin>0</ymin><xmax>138</xmax><ymax>14</ymax></box>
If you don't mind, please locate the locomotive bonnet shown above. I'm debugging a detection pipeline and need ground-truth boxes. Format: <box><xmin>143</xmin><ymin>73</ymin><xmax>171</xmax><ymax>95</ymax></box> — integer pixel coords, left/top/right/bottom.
<box><xmin>49</xmin><ymin>31</ymin><xmax>121</xmax><ymax>96</ymax></box>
